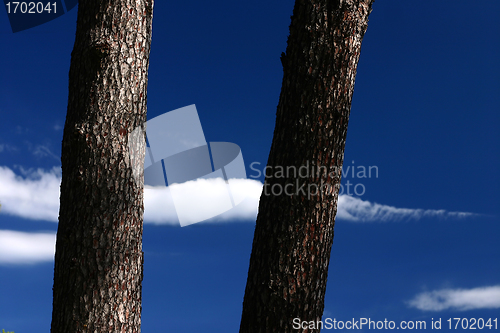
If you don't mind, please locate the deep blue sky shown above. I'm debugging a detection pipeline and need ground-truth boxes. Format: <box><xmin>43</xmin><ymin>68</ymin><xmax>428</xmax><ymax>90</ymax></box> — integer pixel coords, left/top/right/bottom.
<box><xmin>1</xmin><ymin>1</ymin><xmax>499</xmax><ymax>332</ymax></box>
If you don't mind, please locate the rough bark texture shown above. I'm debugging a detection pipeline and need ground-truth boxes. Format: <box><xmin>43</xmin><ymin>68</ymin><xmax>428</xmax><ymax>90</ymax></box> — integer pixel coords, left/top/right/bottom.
<box><xmin>239</xmin><ymin>1</ymin><xmax>373</xmax><ymax>332</ymax></box>
<box><xmin>51</xmin><ymin>1</ymin><xmax>153</xmax><ymax>332</ymax></box>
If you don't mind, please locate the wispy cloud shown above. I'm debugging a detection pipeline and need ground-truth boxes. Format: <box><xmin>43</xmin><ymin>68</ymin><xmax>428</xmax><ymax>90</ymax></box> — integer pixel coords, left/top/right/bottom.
<box><xmin>408</xmin><ymin>286</ymin><xmax>500</xmax><ymax>311</ymax></box>
<box><xmin>0</xmin><ymin>230</ymin><xmax>55</xmax><ymax>264</ymax></box>
<box><xmin>0</xmin><ymin>141</ymin><xmax>58</xmax><ymax>159</ymax></box>
<box><xmin>0</xmin><ymin>166</ymin><xmax>478</xmax><ymax>224</ymax></box>
<box><xmin>33</xmin><ymin>145</ymin><xmax>59</xmax><ymax>161</ymax></box>
<box><xmin>337</xmin><ymin>195</ymin><xmax>477</xmax><ymax>222</ymax></box>
<box><xmin>0</xmin><ymin>143</ymin><xmax>17</xmax><ymax>153</ymax></box>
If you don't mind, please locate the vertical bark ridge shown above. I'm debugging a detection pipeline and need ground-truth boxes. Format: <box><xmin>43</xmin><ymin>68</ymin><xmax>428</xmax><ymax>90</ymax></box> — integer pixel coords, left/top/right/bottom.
<box><xmin>51</xmin><ymin>1</ymin><xmax>153</xmax><ymax>332</ymax></box>
<box><xmin>240</xmin><ymin>1</ymin><xmax>373</xmax><ymax>332</ymax></box>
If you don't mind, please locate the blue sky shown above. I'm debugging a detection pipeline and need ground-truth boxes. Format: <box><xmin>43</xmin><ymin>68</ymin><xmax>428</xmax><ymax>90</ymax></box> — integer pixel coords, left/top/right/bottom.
<box><xmin>1</xmin><ymin>1</ymin><xmax>499</xmax><ymax>332</ymax></box>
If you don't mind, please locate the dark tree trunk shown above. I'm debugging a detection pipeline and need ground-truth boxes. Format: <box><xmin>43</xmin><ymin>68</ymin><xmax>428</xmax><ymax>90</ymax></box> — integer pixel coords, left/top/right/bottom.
<box><xmin>51</xmin><ymin>1</ymin><xmax>153</xmax><ymax>332</ymax></box>
<box><xmin>239</xmin><ymin>1</ymin><xmax>373</xmax><ymax>332</ymax></box>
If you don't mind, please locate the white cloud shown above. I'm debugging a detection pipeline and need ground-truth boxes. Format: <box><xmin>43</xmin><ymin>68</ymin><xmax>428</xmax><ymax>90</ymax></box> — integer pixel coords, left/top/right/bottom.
<box><xmin>0</xmin><ymin>165</ymin><xmax>262</xmax><ymax>225</ymax></box>
<box><xmin>0</xmin><ymin>166</ymin><xmax>485</xmax><ymax>265</ymax></box>
<box><xmin>0</xmin><ymin>230</ymin><xmax>56</xmax><ymax>264</ymax></box>
<box><xmin>0</xmin><ymin>165</ymin><xmax>478</xmax><ymax>225</ymax></box>
<box><xmin>408</xmin><ymin>286</ymin><xmax>500</xmax><ymax>311</ymax></box>
<box><xmin>337</xmin><ymin>195</ymin><xmax>477</xmax><ymax>222</ymax></box>
<box><xmin>144</xmin><ymin>178</ymin><xmax>262</xmax><ymax>225</ymax></box>
<box><xmin>0</xmin><ymin>166</ymin><xmax>61</xmax><ymax>222</ymax></box>
<box><xmin>143</xmin><ymin>186</ymin><xmax>179</xmax><ymax>224</ymax></box>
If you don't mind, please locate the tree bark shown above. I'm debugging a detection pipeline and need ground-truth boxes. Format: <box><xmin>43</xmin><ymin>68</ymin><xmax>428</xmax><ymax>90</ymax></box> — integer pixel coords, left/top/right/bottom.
<box><xmin>239</xmin><ymin>1</ymin><xmax>373</xmax><ymax>332</ymax></box>
<box><xmin>51</xmin><ymin>1</ymin><xmax>153</xmax><ymax>332</ymax></box>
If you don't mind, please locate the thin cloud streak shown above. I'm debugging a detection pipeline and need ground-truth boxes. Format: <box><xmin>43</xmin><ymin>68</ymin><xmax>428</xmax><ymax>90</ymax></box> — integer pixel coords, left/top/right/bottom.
<box><xmin>0</xmin><ymin>143</ymin><xmax>17</xmax><ymax>153</ymax></box>
<box><xmin>408</xmin><ymin>286</ymin><xmax>500</xmax><ymax>311</ymax></box>
<box><xmin>0</xmin><ymin>230</ymin><xmax>55</xmax><ymax>264</ymax></box>
<box><xmin>337</xmin><ymin>195</ymin><xmax>477</xmax><ymax>222</ymax></box>
<box><xmin>33</xmin><ymin>145</ymin><xmax>60</xmax><ymax>160</ymax></box>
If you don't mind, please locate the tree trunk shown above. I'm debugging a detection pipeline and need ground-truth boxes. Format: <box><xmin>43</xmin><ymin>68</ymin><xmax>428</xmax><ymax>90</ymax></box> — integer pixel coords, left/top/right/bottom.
<box><xmin>239</xmin><ymin>1</ymin><xmax>373</xmax><ymax>332</ymax></box>
<box><xmin>51</xmin><ymin>1</ymin><xmax>153</xmax><ymax>332</ymax></box>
